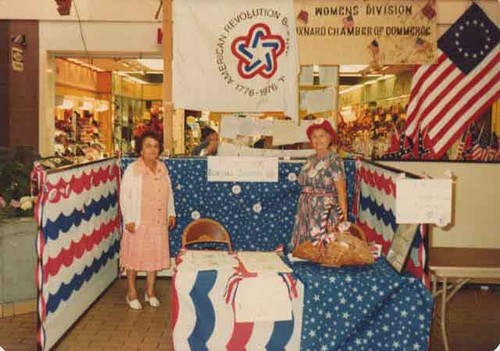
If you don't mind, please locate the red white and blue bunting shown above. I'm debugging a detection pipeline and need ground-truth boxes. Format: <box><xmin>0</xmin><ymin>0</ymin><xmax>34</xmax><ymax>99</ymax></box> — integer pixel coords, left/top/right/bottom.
<box><xmin>34</xmin><ymin>159</ymin><xmax>120</xmax><ymax>350</ymax></box>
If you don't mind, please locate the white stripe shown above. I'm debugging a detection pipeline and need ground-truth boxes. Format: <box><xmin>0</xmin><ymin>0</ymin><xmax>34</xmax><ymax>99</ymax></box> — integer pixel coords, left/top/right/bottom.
<box><xmin>406</xmin><ymin>58</ymin><xmax>455</xmax><ymax>136</ymax></box>
<box><xmin>425</xmin><ymin>47</ymin><xmax>500</xmax><ymax>135</ymax></box>
<box><xmin>285</xmin><ymin>279</ymin><xmax>304</xmax><ymax>351</ymax></box>
<box><xmin>405</xmin><ymin>51</ymin><xmax>445</xmax><ymax>135</ymax></box>
<box><xmin>42</xmin><ymin>258</ymin><xmax>117</xmax><ymax>350</ymax></box>
<box><xmin>432</xmin><ymin>72</ymin><xmax>500</xmax><ymax>152</ymax></box>
<box><xmin>360</xmin><ymin>182</ymin><xmax>395</xmax><ymax>213</ymax></box>
<box><xmin>45</xmin><ymin>160</ymin><xmax>116</xmax><ymax>185</ymax></box>
<box><xmin>246</xmin><ymin>322</ymin><xmax>275</xmax><ymax>351</ymax></box>
<box><xmin>206</xmin><ymin>268</ymin><xmax>237</xmax><ymax>351</ymax></box>
<box><xmin>415</xmin><ymin>63</ymin><xmax>462</xmax><ymax>125</ymax></box>
<box><xmin>44</xmin><ymin>232</ymin><xmax>119</xmax><ymax>297</ymax></box>
<box><xmin>172</xmin><ymin>266</ymin><xmax>201</xmax><ymax>351</ymax></box>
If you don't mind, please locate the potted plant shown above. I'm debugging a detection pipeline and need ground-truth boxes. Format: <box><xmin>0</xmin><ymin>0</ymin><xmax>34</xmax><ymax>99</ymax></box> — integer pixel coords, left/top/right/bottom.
<box><xmin>0</xmin><ymin>146</ymin><xmax>38</xmax><ymax>220</ymax></box>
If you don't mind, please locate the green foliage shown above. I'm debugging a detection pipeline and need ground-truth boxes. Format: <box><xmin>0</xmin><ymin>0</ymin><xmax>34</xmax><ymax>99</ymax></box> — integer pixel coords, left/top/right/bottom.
<box><xmin>0</xmin><ymin>146</ymin><xmax>38</xmax><ymax>219</ymax></box>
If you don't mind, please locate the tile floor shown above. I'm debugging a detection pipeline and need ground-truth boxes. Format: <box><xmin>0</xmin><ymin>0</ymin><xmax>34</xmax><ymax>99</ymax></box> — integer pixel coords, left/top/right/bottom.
<box><xmin>0</xmin><ymin>279</ymin><xmax>498</xmax><ymax>351</ymax></box>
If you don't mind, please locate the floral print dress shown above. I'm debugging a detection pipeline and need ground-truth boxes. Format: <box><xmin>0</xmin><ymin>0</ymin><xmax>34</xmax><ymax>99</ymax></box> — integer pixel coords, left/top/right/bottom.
<box><xmin>291</xmin><ymin>151</ymin><xmax>346</xmax><ymax>249</ymax></box>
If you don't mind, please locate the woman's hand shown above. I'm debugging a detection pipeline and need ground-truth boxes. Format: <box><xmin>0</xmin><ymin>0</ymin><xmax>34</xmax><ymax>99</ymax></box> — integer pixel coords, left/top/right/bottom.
<box><xmin>168</xmin><ymin>216</ymin><xmax>176</xmax><ymax>229</ymax></box>
<box><xmin>125</xmin><ymin>222</ymin><xmax>136</xmax><ymax>233</ymax></box>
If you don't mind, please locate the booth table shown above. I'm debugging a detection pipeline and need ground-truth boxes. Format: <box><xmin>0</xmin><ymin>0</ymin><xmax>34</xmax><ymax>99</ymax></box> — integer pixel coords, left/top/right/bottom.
<box><xmin>293</xmin><ymin>259</ymin><xmax>433</xmax><ymax>351</ymax></box>
<box><xmin>171</xmin><ymin>251</ymin><xmax>304</xmax><ymax>351</ymax></box>
<box><xmin>430</xmin><ymin>265</ymin><xmax>500</xmax><ymax>351</ymax></box>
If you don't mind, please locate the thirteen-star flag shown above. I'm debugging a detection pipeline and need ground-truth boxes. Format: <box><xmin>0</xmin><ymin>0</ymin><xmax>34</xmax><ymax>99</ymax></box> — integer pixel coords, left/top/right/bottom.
<box><xmin>404</xmin><ymin>3</ymin><xmax>500</xmax><ymax>157</ymax></box>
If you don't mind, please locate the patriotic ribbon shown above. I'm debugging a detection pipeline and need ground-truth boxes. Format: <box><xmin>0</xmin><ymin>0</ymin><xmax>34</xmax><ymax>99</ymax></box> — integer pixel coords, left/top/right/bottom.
<box><xmin>279</xmin><ymin>272</ymin><xmax>299</xmax><ymax>300</ymax></box>
<box><xmin>33</xmin><ymin>163</ymin><xmax>47</xmax><ymax>350</ymax></box>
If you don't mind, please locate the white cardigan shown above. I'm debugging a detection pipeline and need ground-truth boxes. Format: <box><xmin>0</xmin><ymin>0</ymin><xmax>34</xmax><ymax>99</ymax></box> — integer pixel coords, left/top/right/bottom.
<box><xmin>120</xmin><ymin>161</ymin><xmax>176</xmax><ymax>227</ymax></box>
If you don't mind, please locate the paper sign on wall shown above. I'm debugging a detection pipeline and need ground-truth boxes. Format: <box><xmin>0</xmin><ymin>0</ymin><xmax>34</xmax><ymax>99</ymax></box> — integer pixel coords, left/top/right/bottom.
<box><xmin>396</xmin><ymin>179</ymin><xmax>452</xmax><ymax>226</ymax></box>
<box><xmin>207</xmin><ymin>156</ymin><xmax>279</xmax><ymax>182</ymax></box>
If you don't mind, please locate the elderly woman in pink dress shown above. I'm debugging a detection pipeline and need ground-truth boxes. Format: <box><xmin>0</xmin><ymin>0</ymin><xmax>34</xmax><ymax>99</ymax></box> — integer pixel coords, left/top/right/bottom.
<box><xmin>120</xmin><ymin>131</ymin><xmax>176</xmax><ymax>310</ymax></box>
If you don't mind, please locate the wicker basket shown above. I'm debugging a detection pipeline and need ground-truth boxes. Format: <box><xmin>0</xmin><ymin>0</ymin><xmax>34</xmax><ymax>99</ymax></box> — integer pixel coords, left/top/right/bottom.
<box><xmin>292</xmin><ymin>240</ymin><xmax>322</xmax><ymax>262</ymax></box>
<box><xmin>319</xmin><ymin>233</ymin><xmax>374</xmax><ymax>267</ymax></box>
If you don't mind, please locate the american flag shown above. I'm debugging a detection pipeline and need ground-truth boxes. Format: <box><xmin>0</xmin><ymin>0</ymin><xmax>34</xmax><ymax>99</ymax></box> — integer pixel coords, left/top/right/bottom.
<box><xmin>421</xmin><ymin>0</ymin><xmax>436</xmax><ymax>20</ymax></box>
<box><xmin>404</xmin><ymin>3</ymin><xmax>500</xmax><ymax>158</ymax></box>
<box><xmin>368</xmin><ymin>39</ymin><xmax>380</xmax><ymax>55</ymax></box>
<box><xmin>471</xmin><ymin>127</ymin><xmax>490</xmax><ymax>161</ymax></box>
<box><xmin>487</xmin><ymin>132</ymin><xmax>499</xmax><ymax>161</ymax></box>
<box><xmin>415</xmin><ymin>37</ymin><xmax>431</xmax><ymax>52</ymax></box>
<box><xmin>342</xmin><ymin>15</ymin><xmax>354</xmax><ymax>29</ymax></box>
<box><xmin>297</xmin><ymin>9</ymin><xmax>309</xmax><ymax>24</ymax></box>
<box><xmin>455</xmin><ymin>126</ymin><xmax>473</xmax><ymax>160</ymax></box>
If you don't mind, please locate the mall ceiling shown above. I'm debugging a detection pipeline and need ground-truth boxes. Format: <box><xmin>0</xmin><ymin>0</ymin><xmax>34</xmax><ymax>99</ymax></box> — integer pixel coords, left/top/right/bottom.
<box><xmin>63</xmin><ymin>57</ymin><xmax>412</xmax><ymax>86</ymax></box>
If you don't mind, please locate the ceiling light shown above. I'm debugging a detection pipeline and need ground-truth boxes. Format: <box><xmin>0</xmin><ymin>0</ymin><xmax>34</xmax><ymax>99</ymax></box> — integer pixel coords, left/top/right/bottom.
<box><xmin>137</xmin><ymin>59</ymin><xmax>163</xmax><ymax>70</ymax></box>
<box><xmin>95</xmin><ymin>100</ymin><xmax>109</xmax><ymax>112</ymax></box>
<box><xmin>80</xmin><ymin>101</ymin><xmax>94</xmax><ymax>111</ymax></box>
<box><xmin>57</xmin><ymin>99</ymin><xmax>74</xmax><ymax>110</ymax></box>
<box><xmin>339</xmin><ymin>65</ymin><xmax>369</xmax><ymax>74</ymax></box>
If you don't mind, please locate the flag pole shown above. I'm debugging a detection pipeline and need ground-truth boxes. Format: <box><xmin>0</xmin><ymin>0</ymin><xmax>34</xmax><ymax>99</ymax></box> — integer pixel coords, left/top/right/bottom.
<box><xmin>163</xmin><ymin>0</ymin><xmax>174</xmax><ymax>155</ymax></box>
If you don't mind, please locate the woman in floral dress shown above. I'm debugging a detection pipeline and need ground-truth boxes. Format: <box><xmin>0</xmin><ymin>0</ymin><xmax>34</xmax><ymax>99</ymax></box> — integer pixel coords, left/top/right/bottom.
<box><xmin>291</xmin><ymin>119</ymin><xmax>348</xmax><ymax>249</ymax></box>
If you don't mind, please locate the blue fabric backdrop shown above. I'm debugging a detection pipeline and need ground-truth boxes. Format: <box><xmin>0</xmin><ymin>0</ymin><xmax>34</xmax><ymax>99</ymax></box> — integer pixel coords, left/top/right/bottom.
<box><xmin>121</xmin><ymin>157</ymin><xmax>356</xmax><ymax>256</ymax></box>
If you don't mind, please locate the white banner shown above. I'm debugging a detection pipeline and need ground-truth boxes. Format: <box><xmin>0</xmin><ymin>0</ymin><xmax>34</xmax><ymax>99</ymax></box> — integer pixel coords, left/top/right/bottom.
<box><xmin>207</xmin><ymin>156</ymin><xmax>279</xmax><ymax>182</ymax></box>
<box><xmin>217</xmin><ymin>142</ymin><xmax>315</xmax><ymax>158</ymax></box>
<box><xmin>396</xmin><ymin>178</ymin><xmax>452</xmax><ymax>226</ymax></box>
<box><xmin>173</xmin><ymin>0</ymin><xmax>299</xmax><ymax>120</ymax></box>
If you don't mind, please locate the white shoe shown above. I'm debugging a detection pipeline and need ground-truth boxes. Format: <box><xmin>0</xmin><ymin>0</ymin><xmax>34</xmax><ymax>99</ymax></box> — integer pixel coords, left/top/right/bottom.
<box><xmin>126</xmin><ymin>296</ymin><xmax>142</xmax><ymax>310</ymax></box>
<box><xmin>145</xmin><ymin>293</ymin><xmax>160</xmax><ymax>307</ymax></box>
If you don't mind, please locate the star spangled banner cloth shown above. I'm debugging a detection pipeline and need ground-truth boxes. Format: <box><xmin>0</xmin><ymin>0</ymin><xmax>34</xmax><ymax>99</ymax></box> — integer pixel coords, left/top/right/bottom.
<box><xmin>173</xmin><ymin>0</ymin><xmax>299</xmax><ymax>120</ymax></box>
<box><xmin>404</xmin><ymin>3</ymin><xmax>500</xmax><ymax>157</ymax></box>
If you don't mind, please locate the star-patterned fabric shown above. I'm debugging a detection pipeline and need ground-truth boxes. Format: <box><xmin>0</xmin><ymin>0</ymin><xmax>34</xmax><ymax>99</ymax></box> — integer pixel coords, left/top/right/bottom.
<box><xmin>121</xmin><ymin>157</ymin><xmax>356</xmax><ymax>257</ymax></box>
<box><xmin>292</xmin><ymin>258</ymin><xmax>433</xmax><ymax>351</ymax></box>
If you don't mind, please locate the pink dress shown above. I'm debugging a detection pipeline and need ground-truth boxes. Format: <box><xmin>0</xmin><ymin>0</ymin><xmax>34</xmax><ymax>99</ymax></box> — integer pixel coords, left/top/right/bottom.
<box><xmin>120</xmin><ymin>159</ymin><xmax>172</xmax><ymax>271</ymax></box>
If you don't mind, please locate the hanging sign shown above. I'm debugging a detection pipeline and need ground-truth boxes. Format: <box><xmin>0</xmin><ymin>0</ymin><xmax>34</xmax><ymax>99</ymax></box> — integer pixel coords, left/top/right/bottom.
<box><xmin>207</xmin><ymin>156</ymin><xmax>279</xmax><ymax>182</ymax></box>
<box><xmin>295</xmin><ymin>0</ymin><xmax>437</xmax><ymax>65</ymax></box>
<box><xmin>10</xmin><ymin>34</ymin><xmax>26</xmax><ymax>72</ymax></box>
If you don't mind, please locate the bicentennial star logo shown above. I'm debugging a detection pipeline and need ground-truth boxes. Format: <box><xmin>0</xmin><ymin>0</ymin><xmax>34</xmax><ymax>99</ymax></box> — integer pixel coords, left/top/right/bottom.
<box><xmin>231</xmin><ymin>23</ymin><xmax>285</xmax><ymax>79</ymax></box>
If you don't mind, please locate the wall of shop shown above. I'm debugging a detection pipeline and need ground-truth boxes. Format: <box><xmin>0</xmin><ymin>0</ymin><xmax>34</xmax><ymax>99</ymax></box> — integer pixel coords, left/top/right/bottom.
<box><xmin>0</xmin><ymin>20</ymin><xmax>39</xmax><ymax>151</ymax></box>
<box><xmin>380</xmin><ymin>161</ymin><xmax>500</xmax><ymax>249</ymax></box>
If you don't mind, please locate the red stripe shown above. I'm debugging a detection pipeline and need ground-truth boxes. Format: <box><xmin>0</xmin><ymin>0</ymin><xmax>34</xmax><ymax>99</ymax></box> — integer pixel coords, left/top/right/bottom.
<box><xmin>226</xmin><ymin>322</ymin><xmax>254</xmax><ymax>351</ymax></box>
<box><xmin>429</xmin><ymin>65</ymin><xmax>499</xmax><ymax>138</ymax></box>
<box><xmin>359</xmin><ymin>167</ymin><xmax>396</xmax><ymax>196</ymax></box>
<box><xmin>225</xmin><ymin>276</ymin><xmax>243</xmax><ymax>304</ymax></box>
<box><xmin>286</xmin><ymin>273</ymin><xmax>298</xmax><ymax>298</ymax></box>
<box><xmin>45</xmin><ymin>164</ymin><xmax>119</xmax><ymax>202</ymax></box>
<box><xmin>415</xmin><ymin>67</ymin><xmax>464</xmax><ymax>129</ymax></box>
<box><xmin>404</xmin><ymin>53</ymin><xmax>447</xmax><ymax>137</ymax></box>
<box><xmin>43</xmin><ymin>217</ymin><xmax>120</xmax><ymax>282</ymax></box>
<box><xmin>407</xmin><ymin>60</ymin><xmax>458</xmax><ymax>131</ymax></box>
<box><xmin>356</xmin><ymin>221</ymin><xmax>391</xmax><ymax>255</ymax></box>
<box><xmin>171</xmin><ymin>271</ymin><xmax>180</xmax><ymax>332</ymax></box>
<box><xmin>429</xmin><ymin>73</ymin><xmax>500</xmax><ymax>157</ymax></box>
<box><xmin>425</xmin><ymin>54</ymin><xmax>500</xmax><ymax>133</ymax></box>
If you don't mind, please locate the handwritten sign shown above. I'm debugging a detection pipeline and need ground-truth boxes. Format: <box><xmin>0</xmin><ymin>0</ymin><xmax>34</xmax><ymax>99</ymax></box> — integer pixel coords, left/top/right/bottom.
<box><xmin>207</xmin><ymin>156</ymin><xmax>279</xmax><ymax>182</ymax></box>
<box><xmin>396</xmin><ymin>178</ymin><xmax>452</xmax><ymax>226</ymax></box>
